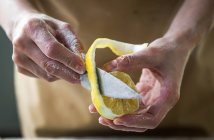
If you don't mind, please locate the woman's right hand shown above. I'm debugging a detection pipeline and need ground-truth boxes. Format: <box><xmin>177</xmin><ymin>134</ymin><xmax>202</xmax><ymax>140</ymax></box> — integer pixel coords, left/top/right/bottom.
<box><xmin>11</xmin><ymin>12</ymin><xmax>85</xmax><ymax>83</ymax></box>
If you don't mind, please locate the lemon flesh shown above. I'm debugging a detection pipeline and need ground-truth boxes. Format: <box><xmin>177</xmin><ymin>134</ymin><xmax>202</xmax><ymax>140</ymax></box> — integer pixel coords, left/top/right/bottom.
<box><xmin>85</xmin><ymin>38</ymin><xmax>148</xmax><ymax>120</ymax></box>
<box><xmin>103</xmin><ymin>71</ymin><xmax>139</xmax><ymax>115</ymax></box>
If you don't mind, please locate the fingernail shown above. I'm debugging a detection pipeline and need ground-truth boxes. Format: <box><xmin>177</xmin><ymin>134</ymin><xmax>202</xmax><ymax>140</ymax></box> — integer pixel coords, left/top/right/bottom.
<box><xmin>98</xmin><ymin>117</ymin><xmax>102</xmax><ymax>123</ymax></box>
<box><xmin>88</xmin><ymin>105</ymin><xmax>93</xmax><ymax>111</ymax></box>
<box><xmin>88</xmin><ymin>105</ymin><xmax>95</xmax><ymax>113</ymax></box>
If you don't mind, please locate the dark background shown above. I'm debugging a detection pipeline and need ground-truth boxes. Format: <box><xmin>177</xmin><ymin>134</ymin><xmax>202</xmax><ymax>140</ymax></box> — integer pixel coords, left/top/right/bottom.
<box><xmin>0</xmin><ymin>27</ymin><xmax>21</xmax><ymax>136</ymax></box>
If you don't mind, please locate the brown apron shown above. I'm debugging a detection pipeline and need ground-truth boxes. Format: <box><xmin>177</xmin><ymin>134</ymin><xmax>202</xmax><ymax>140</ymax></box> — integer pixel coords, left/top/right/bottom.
<box><xmin>15</xmin><ymin>0</ymin><xmax>214</xmax><ymax>137</ymax></box>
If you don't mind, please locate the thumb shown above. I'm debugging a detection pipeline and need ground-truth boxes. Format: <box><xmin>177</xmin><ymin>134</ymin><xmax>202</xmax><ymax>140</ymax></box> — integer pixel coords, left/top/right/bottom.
<box><xmin>103</xmin><ymin>51</ymin><xmax>153</xmax><ymax>72</ymax></box>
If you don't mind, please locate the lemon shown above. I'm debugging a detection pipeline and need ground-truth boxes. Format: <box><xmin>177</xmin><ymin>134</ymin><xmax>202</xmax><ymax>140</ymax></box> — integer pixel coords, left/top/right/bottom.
<box><xmin>103</xmin><ymin>71</ymin><xmax>139</xmax><ymax>115</ymax></box>
<box><xmin>85</xmin><ymin>38</ymin><xmax>148</xmax><ymax>120</ymax></box>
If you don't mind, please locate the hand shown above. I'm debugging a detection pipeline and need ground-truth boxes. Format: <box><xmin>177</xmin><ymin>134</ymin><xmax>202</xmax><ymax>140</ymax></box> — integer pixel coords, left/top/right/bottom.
<box><xmin>89</xmin><ymin>37</ymin><xmax>192</xmax><ymax>132</ymax></box>
<box><xmin>11</xmin><ymin>12</ymin><xmax>85</xmax><ymax>83</ymax></box>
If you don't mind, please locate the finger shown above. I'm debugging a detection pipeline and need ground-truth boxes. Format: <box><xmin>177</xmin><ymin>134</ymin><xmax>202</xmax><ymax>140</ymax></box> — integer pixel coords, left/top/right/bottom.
<box><xmin>13</xmin><ymin>53</ymin><xmax>58</xmax><ymax>82</ymax></box>
<box><xmin>136</xmin><ymin>69</ymin><xmax>156</xmax><ymax>94</ymax></box>
<box><xmin>26</xmin><ymin>19</ymin><xmax>85</xmax><ymax>74</ymax></box>
<box><xmin>103</xmin><ymin>49</ymin><xmax>155</xmax><ymax>72</ymax></box>
<box><xmin>12</xmin><ymin>36</ymin><xmax>58</xmax><ymax>80</ymax></box>
<box><xmin>99</xmin><ymin>117</ymin><xmax>147</xmax><ymax>132</ymax></box>
<box><xmin>21</xmin><ymin>42</ymin><xmax>81</xmax><ymax>83</ymax></box>
<box><xmin>115</xmin><ymin>89</ymin><xmax>171</xmax><ymax>130</ymax></box>
<box><xmin>88</xmin><ymin>104</ymin><xmax>97</xmax><ymax>113</ymax></box>
<box><xmin>16</xmin><ymin>66</ymin><xmax>37</xmax><ymax>78</ymax></box>
<box><xmin>55</xmin><ymin>24</ymin><xmax>85</xmax><ymax>60</ymax></box>
<box><xmin>114</xmin><ymin>114</ymin><xmax>150</xmax><ymax>129</ymax></box>
<box><xmin>43</xmin><ymin>19</ymin><xmax>85</xmax><ymax>58</ymax></box>
<box><xmin>113</xmin><ymin>111</ymin><xmax>158</xmax><ymax>129</ymax></box>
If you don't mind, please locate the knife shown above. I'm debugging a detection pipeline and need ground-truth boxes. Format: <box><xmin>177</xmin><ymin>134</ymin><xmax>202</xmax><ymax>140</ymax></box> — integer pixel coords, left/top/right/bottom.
<box><xmin>80</xmin><ymin>68</ymin><xmax>141</xmax><ymax>99</ymax></box>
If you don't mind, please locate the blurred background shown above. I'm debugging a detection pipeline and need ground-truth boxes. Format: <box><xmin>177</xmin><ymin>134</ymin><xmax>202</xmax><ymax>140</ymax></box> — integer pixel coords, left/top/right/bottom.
<box><xmin>0</xmin><ymin>27</ymin><xmax>21</xmax><ymax>137</ymax></box>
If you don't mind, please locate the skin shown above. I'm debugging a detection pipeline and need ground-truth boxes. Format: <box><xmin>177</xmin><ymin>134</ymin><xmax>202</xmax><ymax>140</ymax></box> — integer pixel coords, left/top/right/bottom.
<box><xmin>89</xmin><ymin>0</ymin><xmax>214</xmax><ymax>132</ymax></box>
<box><xmin>0</xmin><ymin>0</ymin><xmax>85</xmax><ymax>83</ymax></box>
<box><xmin>0</xmin><ymin>0</ymin><xmax>214</xmax><ymax>133</ymax></box>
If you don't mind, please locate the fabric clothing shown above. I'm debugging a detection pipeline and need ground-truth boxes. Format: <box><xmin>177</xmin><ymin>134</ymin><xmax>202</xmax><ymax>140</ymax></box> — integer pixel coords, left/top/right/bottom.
<box><xmin>15</xmin><ymin>0</ymin><xmax>214</xmax><ymax>137</ymax></box>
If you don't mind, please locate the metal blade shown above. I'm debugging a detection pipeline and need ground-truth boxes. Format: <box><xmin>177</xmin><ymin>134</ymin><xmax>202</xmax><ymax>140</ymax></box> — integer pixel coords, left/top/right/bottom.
<box><xmin>80</xmin><ymin>68</ymin><xmax>141</xmax><ymax>99</ymax></box>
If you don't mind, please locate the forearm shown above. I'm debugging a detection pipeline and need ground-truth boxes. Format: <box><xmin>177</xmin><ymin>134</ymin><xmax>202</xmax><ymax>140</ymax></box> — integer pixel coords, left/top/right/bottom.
<box><xmin>0</xmin><ymin>0</ymin><xmax>38</xmax><ymax>38</ymax></box>
<box><xmin>165</xmin><ymin>0</ymin><xmax>214</xmax><ymax>50</ymax></box>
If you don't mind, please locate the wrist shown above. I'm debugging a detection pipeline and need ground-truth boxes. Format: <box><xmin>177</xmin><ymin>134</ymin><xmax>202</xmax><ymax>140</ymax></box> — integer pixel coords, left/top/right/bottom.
<box><xmin>5</xmin><ymin>10</ymin><xmax>39</xmax><ymax>40</ymax></box>
<box><xmin>163</xmin><ymin>29</ymin><xmax>198</xmax><ymax>53</ymax></box>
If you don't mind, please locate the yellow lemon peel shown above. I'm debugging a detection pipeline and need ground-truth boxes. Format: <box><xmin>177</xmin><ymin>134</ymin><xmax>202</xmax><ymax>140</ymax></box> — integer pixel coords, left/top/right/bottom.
<box><xmin>86</xmin><ymin>38</ymin><xmax>148</xmax><ymax>120</ymax></box>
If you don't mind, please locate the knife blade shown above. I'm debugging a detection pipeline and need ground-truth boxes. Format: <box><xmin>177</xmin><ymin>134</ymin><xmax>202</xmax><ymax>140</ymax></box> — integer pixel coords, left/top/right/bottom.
<box><xmin>80</xmin><ymin>68</ymin><xmax>141</xmax><ymax>99</ymax></box>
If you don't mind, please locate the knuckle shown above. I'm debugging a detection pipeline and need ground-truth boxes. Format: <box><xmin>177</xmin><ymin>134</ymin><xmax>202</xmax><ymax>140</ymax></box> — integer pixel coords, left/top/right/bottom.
<box><xmin>12</xmin><ymin>53</ymin><xmax>22</xmax><ymax>65</ymax></box>
<box><xmin>12</xmin><ymin>37</ymin><xmax>23</xmax><ymax>48</ymax></box>
<box><xmin>61</xmin><ymin>23</ymin><xmax>72</xmax><ymax>29</ymax></box>
<box><xmin>45</xmin><ymin>42</ymin><xmax>59</xmax><ymax>58</ymax></box>
<box><xmin>42</xmin><ymin>61</ymin><xmax>59</xmax><ymax>75</ymax></box>
<box><xmin>24</xmin><ymin>17</ymin><xmax>44</xmax><ymax>35</ymax></box>
<box><xmin>118</xmin><ymin>55</ymin><xmax>134</xmax><ymax>67</ymax></box>
<box><xmin>26</xmin><ymin>18</ymin><xmax>42</xmax><ymax>29</ymax></box>
<box><xmin>148</xmin><ymin>46</ymin><xmax>159</xmax><ymax>54</ymax></box>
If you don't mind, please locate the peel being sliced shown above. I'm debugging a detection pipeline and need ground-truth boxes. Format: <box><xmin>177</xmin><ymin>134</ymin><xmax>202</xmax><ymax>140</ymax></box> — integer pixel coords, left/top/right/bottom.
<box><xmin>86</xmin><ymin>38</ymin><xmax>148</xmax><ymax>120</ymax></box>
<box><xmin>103</xmin><ymin>71</ymin><xmax>139</xmax><ymax>115</ymax></box>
